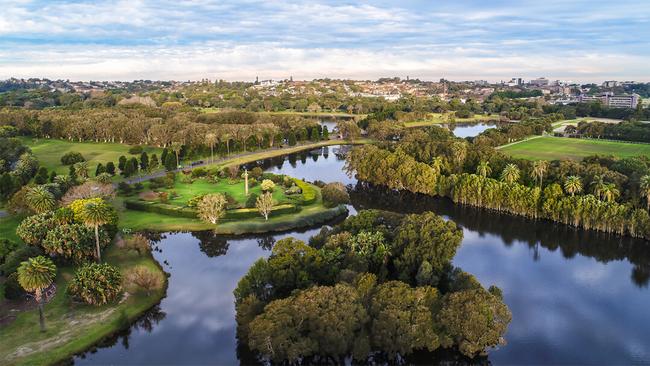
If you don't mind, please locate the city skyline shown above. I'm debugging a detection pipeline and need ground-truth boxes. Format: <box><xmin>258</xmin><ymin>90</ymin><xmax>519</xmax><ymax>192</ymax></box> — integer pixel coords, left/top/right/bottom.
<box><xmin>1</xmin><ymin>0</ymin><xmax>649</xmax><ymax>82</ymax></box>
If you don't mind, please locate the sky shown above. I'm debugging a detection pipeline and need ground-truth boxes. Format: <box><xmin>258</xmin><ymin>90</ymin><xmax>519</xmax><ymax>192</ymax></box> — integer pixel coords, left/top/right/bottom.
<box><xmin>0</xmin><ymin>0</ymin><xmax>649</xmax><ymax>82</ymax></box>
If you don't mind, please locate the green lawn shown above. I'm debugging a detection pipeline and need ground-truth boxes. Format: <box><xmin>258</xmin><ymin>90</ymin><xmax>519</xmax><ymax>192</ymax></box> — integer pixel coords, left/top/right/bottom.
<box><xmin>20</xmin><ymin>137</ymin><xmax>162</xmax><ymax>175</ymax></box>
<box><xmin>0</xmin><ymin>244</ymin><xmax>166</xmax><ymax>366</ymax></box>
<box><xmin>0</xmin><ymin>215</ymin><xmax>23</xmax><ymax>242</ymax></box>
<box><xmin>404</xmin><ymin>112</ymin><xmax>497</xmax><ymax>128</ymax></box>
<box><xmin>158</xmin><ymin>178</ymin><xmax>287</xmax><ymax>207</ymax></box>
<box><xmin>501</xmin><ymin>136</ymin><xmax>650</xmax><ymax>161</ymax></box>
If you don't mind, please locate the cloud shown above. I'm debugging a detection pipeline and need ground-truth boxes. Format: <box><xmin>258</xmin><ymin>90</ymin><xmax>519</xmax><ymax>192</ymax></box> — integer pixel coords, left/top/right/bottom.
<box><xmin>0</xmin><ymin>0</ymin><xmax>648</xmax><ymax>81</ymax></box>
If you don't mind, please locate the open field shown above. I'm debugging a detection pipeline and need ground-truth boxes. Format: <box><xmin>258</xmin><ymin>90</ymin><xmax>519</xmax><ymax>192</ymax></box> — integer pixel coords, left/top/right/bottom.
<box><xmin>501</xmin><ymin>136</ymin><xmax>650</xmax><ymax>160</ymax></box>
<box><xmin>19</xmin><ymin>137</ymin><xmax>162</xmax><ymax>175</ymax></box>
<box><xmin>0</xmin><ymin>243</ymin><xmax>166</xmax><ymax>366</ymax></box>
<box><xmin>404</xmin><ymin>112</ymin><xmax>498</xmax><ymax>128</ymax></box>
<box><xmin>552</xmin><ymin>117</ymin><xmax>622</xmax><ymax>133</ymax></box>
<box><xmin>155</xmin><ymin>178</ymin><xmax>288</xmax><ymax>207</ymax></box>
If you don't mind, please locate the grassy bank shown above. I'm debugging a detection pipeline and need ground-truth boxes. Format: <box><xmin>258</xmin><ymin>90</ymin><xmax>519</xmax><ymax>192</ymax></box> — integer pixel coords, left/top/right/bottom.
<box><xmin>501</xmin><ymin>136</ymin><xmax>650</xmax><ymax>160</ymax></box>
<box><xmin>19</xmin><ymin>137</ymin><xmax>162</xmax><ymax>175</ymax></box>
<box><xmin>0</xmin><ymin>244</ymin><xmax>166</xmax><ymax>366</ymax></box>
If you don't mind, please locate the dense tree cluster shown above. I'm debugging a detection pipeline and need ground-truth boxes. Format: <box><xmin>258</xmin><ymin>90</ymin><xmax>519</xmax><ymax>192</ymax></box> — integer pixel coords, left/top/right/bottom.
<box><xmin>234</xmin><ymin>210</ymin><xmax>510</xmax><ymax>362</ymax></box>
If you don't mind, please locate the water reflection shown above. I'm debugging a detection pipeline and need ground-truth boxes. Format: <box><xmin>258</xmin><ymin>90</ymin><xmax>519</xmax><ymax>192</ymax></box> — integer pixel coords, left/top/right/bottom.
<box><xmin>75</xmin><ymin>144</ymin><xmax>650</xmax><ymax>365</ymax></box>
<box><xmin>445</xmin><ymin>123</ymin><xmax>496</xmax><ymax>138</ymax></box>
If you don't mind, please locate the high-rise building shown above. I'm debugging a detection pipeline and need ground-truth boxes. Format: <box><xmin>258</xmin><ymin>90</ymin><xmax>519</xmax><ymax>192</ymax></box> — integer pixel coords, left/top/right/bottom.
<box><xmin>578</xmin><ymin>92</ymin><xmax>639</xmax><ymax>108</ymax></box>
<box><xmin>530</xmin><ymin>77</ymin><xmax>549</xmax><ymax>87</ymax></box>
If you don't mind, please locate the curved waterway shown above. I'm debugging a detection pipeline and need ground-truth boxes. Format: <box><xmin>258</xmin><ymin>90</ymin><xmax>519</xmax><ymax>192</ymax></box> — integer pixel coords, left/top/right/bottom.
<box><xmin>76</xmin><ymin>145</ymin><xmax>650</xmax><ymax>365</ymax></box>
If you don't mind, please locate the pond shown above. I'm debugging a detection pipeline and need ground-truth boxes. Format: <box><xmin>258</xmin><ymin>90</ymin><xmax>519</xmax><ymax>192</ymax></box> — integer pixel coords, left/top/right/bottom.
<box><xmin>76</xmin><ymin>145</ymin><xmax>650</xmax><ymax>365</ymax></box>
<box><xmin>445</xmin><ymin>123</ymin><xmax>497</xmax><ymax>138</ymax></box>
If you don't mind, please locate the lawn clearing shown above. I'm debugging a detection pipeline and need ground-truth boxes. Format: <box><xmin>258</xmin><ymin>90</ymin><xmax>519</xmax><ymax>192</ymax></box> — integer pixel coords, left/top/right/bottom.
<box><xmin>501</xmin><ymin>136</ymin><xmax>650</xmax><ymax>160</ymax></box>
<box><xmin>19</xmin><ymin>137</ymin><xmax>162</xmax><ymax>175</ymax></box>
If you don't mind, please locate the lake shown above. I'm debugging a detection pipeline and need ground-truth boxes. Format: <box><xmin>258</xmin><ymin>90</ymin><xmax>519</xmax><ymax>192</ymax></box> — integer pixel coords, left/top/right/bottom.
<box><xmin>76</xmin><ymin>145</ymin><xmax>650</xmax><ymax>365</ymax></box>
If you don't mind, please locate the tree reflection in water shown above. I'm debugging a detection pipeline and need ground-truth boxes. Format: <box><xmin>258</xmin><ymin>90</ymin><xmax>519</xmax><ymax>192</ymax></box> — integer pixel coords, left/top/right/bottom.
<box><xmin>349</xmin><ymin>182</ymin><xmax>650</xmax><ymax>288</ymax></box>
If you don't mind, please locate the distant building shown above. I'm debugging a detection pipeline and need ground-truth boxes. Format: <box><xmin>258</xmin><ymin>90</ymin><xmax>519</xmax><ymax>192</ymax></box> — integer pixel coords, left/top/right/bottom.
<box><xmin>602</xmin><ymin>80</ymin><xmax>619</xmax><ymax>88</ymax></box>
<box><xmin>578</xmin><ymin>92</ymin><xmax>639</xmax><ymax>108</ymax></box>
<box><xmin>530</xmin><ymin>77</ymin><xmax>549</xmax><ymax>87</ymax></box>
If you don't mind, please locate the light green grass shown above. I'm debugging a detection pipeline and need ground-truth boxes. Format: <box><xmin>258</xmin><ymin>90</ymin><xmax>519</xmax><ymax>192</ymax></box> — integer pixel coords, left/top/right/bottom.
<box><xmin>158</xmin><ymin>178</ymin><xmax>287</xmax><ymax>207</ymax></box>
<box><xmin>404</xmin><ymin>112</ymin><xmax>497</xmax><ymax>128</ymax></box>
<box><xmin>0</xmin><ymin>215</ymin><xmax>22</xmax><ymax>242</ymax></box>
<box><xmin>20</xmin><ymin>137</ymin><xmax>162</xmax><ymax>175</ymax></box>
<box><xmin>501</xmin><ymin>136</ymin><xmax>650</xmax><ymax>160</ymax></box>
<box><xmin>0</xmin><ymin>244</ymin><xmax>166</xmax><ymax>366</ymax></box>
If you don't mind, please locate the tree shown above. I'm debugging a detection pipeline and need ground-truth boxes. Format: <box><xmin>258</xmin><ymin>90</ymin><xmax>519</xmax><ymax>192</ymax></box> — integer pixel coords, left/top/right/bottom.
<box><xmin>140</xmin><ymin>151</ymin><xmax>149</xmax><ymax>171</ymax></box>
<box><xmin>476</xmin><ymin>161</ymin><xmax>491</xmax><ymax>178</ymax></box>
<box><xmin>164</xmin><ymin>152</ymin><xmax>176</xmax><ymax>171</ymax></box>
<box><xmin>80</xmin><ymin>200</ymin><xmax>112</xmax><ymax>263</ymax></box>
<box><xmin>118</xmin><ymin>155</ymin><xmax>127</xmax><ymax>172</ymax></box>
<box><xmin>260</xmin><ymin>179</ymin><xmax>275</xmax><ymax>192</ymax></box>
<box><xmin>95</xmin><ymin>163</ymin><xmax>105</xmax><ymax>177</ymax></box>
<box><xmin>149</xmin><ymin>154</ymin><xmax>159</xmax><ymax>171</ymax></box>
<box><xmin>321</xmin><ymin>182</ymin><xmax>350</xmax><ymax>207</ymax></box>
<box><xmin>17</xmin><ymin>256</ymin><xmax>56</xmax><ymax>332</ymax></box>
<box><xmin>34</xmin><ymin>167</ymin><xmax>49</xmax><ymax>184</ymax></box>
<box><xmin>60</xmin><ymin>151</ymin><xmax>85</xmax><ymax>165</ymax></box>
<box><xmin>531</xmin><ymin>160</ymin><xmax>549</xmax><ymax>187</ymax></box>
<box><xmin>25</xmin><ymin>186</ymin><xmax>56</xmax><ymax>213</ymax></box>
<box><xmin>197</xmin><ymin>193</ymin><xmax>227</xmax><ymax>225</ymax></box>
<box><xmin>641</xmin><ymin>175</ymin><xmax>650</xmax><ymax>210</ymax></box>
<box><xmin>393</xmin><ymin>212</ymin><xmax>463</xmax><ymax>283</ymax></box>
<box><xmin>287</xmin><ymin>131</ymin><xmax>297</xmax><ymax>146</ymax></box>
<box><xmin>591</xmin><ymin>175</ymin><xmax>606</xmax><ymax>200</ymax></box>
<box><xmin>0</xmin><ymin>172</ymin><xmax>13</xmax><ymax>199</ymax></box>
<box><xmin>206</xmin><ymin>133</ymin><xmax>218</xmax><ymax>164</ymax></box>
<box><xmin>500</xmin><ymin>163</ymin><xmax>520</xmax><ymax>184</ymax></box>
<box><xmin>601</xmin><ymin>183</ymin><xmax>620</xmax><ymax>203</ymax></box>
<box><xmin>336</xmin><ymin>120</ymin><xmax>361</xmax><ymax>140</ymax></box>
<box><xmin>256</xmin><ymin>192</ymin><xmax>274</xmax><ymax>220</ymax></box>
<box><xmin>74</xmin><ymin>161</ymin><xmax>89</xmax><ymax>179</ymax></box>
<box><xmin>322</xmin><ymin>125</ymin><xmax>329</xmax><ymax>139</ymax></box>
<box><xmin>438</xmin><ymin>288</ymin><xmax>511</xmax><ymax>357</ymax></box>
<box><xmin>564</xmin><ymin>176</ymin><xmax>582</xmax><ymax>196</ymax></box>
<box><xmin>106</xmin><ymin>161</ymin><xmax>116</xmax><ymax>175</ymax></box>
<box><xmin>170</xmin><ymin>142</ymin><xmax>182</xmax><ymax>168</ymax></box>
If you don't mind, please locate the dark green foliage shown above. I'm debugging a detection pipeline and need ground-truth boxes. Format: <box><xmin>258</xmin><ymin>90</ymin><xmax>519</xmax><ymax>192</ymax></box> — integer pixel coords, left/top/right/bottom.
<box><xmin>118</xmin><ymin>155</ymin><xmax>127</xmax><ymax>171</ymax></box>
<box><xmin>322</xmin><ymin>126</ymin><xmax>329</xmax><ymax>139</ymax></box>
<box><xmin>0</xmin><ymin>239</ymin><xmax>19</xmax><ymax>268</ymax></box>
<box><xmin>0</xmin><ymin>172</ymin><xmax>14</xmax><ymax>198</ymax></box>
<box><xmin>34</xmin><ymin>166</ymin><xmax>48</xmax><ymax>184</ymax></box>
<box><xmin>164</xmin><ymin>152</ymin><xmax>176</xmax><ymax>171</ymax></box>
<box><xmin>105</xmin><ymin>161</ymin><xmax>116</xmax><ymax>175</ymax></box>
<box><xmin>48</xmin><ymin>170</ymin><xmax>57</xmax><ymax>182</ymax></box>
<box><xmin>68</xmin><ymin>164</ymin><xmax>77</xmax><ymax>183</ymax></box>
<box><xmin>4</xmin><ymin>272</ymin><xmax>26</xmax><ymax>299</ymax></box>
<box><xmin>128</xmin><ymin>145</ymin><xmax>143</xmax><ymax>154</ymax></box>
<box><xmin>67</xmin><ymin>263</ymin><xmax>122</xmax><ymax>305</ymax></box>
<box><xmin>287</xmin><ymin>131</ymin><xmax>297</xmax><ymax>146</ymax></box>
<box><xmin>42</xmin><ymin>224</ymin><xmax>109</xmax><ymax>263</ymax></box>
<box><xmin>149</xmin><ymin>154</ymin><xmax>159</xmax><ymax>171</ymax></box>
<box><xmin>321</xmin><ymin>182</ymin><xmax>350</xmax><ymax>207</ymax></box>
<box><xmin>245</xmin><ymin>192</ymin><xmax>259</xmax><ymax>208</ymax></box>
<box><xmin>60</xmin><ymin>151</ymin><xmax>85</xmax><ymax>165</ymax></box>
<box><xmin>140</xmin><ymin>151</ymin><xmax>149</xmax><ymax>171</ymax></box>
<box><xmin>95</xmin><ymin>163</ymin><xmax>105</xmax><ymax>176</ymax></box>
<box><xmin>117</xmin><ymin>182</ymin><xmax>133</xmax><ymax>195</ymax></box>
<box><xmin>0</xmin><ymin>245</ymin><xmax>43</xmax><ymax>276</ymax></box>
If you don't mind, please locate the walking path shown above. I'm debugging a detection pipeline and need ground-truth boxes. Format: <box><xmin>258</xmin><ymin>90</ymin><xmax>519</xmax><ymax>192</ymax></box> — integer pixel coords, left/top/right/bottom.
<box><xmin>495</xmin><ymin>135</ymin><xmax>544</xmax><ymax>150</ymax></box>
<box><xmin>123</xmin><ymin>138</ymin><xmax>370</xmax><ymax>185</ymax></box>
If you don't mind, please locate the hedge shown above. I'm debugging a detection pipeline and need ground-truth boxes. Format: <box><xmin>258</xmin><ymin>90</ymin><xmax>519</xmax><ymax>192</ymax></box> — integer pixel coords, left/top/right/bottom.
<box><xmin>293</xmin><ymin>179</ymin><xmax>318</xmax><ymax>205</ymax></box>
<box><xmin>125</xmin><ymin>200</ymin><xmax>300</xmax><ymax>220</ymax></box>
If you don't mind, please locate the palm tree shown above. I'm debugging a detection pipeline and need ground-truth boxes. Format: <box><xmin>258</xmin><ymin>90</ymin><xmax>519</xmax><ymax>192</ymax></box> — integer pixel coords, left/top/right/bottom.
<box><xmin>500</xmin><ymin>164</ymin><xmax>520</xmax><ymax>184</ymax></box>
<box><xmin>590</xmin><ymin>175</ymin><xmax>606</xmax><ymax>200</ymax></box>
<box><xmin>450</xmin><ymin>141</ymin><xmax>467</xmax><ymax>171</ymax></box>
<box><xmin>25</xmin><ymin>186</ymin><xmax>56</xmax><ymax>213</ymax></box>
<box><xmin>431</xmin><ymin>156</ymin><xmax>444</xmax><ymax>176</ymax></box>
<box><xmin>640</xmin><ymin>175</ymin><xmax>650</xmax><ymax>210</ymax></box>
<box><xmin>601</xmin><ymin>183</ymin><xmax>620</xmax><ymax>203</ymax></box>
<box><xmin>74</xmin><ymin>161</ymin><xmax>89</xmax><ymax>179</ymax></box>
<box><xmin>531</xmin><ymin>160</ymin><xmax>549</xmax><ymax>187</ymax></box>
<box><xmin>17</xmin><ymin>256</ymin><xmax>56</xmax><ymax>332</ymax></box>
<box><xmin>81</xmin><ymin>201</ymin><xmax>111</xmax><ymax>263</ymax></box>
<box><xmin>205</xmin><ymin>133</ymin><xmax>218</xmax><ymax>164</ymax></box>
<box><xmin>564</xmin><ymin>176</ymin><xmax>583</xmax><ymax>197</ymax></box>
<box><xmin>476</xmin><ymin>161</ymin><xmax>491</xmax><ymax>178</ymax></box>
<box><xmin>170</xmin><ymin>142</ymin><xmax>182</xmax><ymax>168</ymax></box>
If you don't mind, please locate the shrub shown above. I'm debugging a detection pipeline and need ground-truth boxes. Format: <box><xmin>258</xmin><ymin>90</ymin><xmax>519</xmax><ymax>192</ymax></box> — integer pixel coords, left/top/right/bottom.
<box><xmin>283</xmin><ymin>176</ymin><xmax>293</xmax><ymax>188</ymax></box>
<box><xmin>125</xmin><ymin>200</ymin><xmax>197</xmax><ymax>218</ymax></box>
<box><xmin>128</xmin><ymin>146</ymin><xmax>144</xmax><ymax>154</ymax></box>
<box><xmin>16</xmin><ymin>211</ymin><xmax>56</xmax><ymax>245</ymax></box>
<box><xmin>61</xmin><ymin>151</ymin><xmax>85</xmax><ymax>165</ymax></box>
<box><xmin>321</xmin><ymin>182</ymin><xmax>350</xmax><ymax>207</ymax></box>
<box><xmin>134</xmin><ymin>182</ymin><xmax>144</xmax><ymax>191</ymax></box>
<box><xmin>95</xmin><ymin>173</ymin><xmax>113</xmax><ymax>184</ymax></box>
<box><xmin>250</xmin><ymin>167</ymin><xmax>263</xmax><ymax>179</ymax></box>
<box><xmin>123</xmin><ymin>234</ymin><xmax>150</xmax><ymax>255</ymax></box>
<box><xmin>68</xmin><ymin>263</ymin><xmax>122</xmax><ymax>305</ymax></box>
<box><xmin>158</xmin><ymin>191</ymin><xmax>169</xmax><ymax>203</ymax></box>
<box><xmin>284</xmin><ymin>184</ymin><xmax>302</xmax><ymax>195</ymax></box>
<box><xmin>245</xmin><ymin>193</ymin><xmax>259</xmax><ymax>208</ymax></box>
<box><xmin>127</xmin><ymin>266</ymin><xmax>162</xmax><ymax>295</ymax></box>
<box><xmin>187</xmin><ymin>194</ymin><xmax>207</xmax><ymax>208</ymax></box>
<box><xmin>4</xmin><ymin>272</ymin><xmax>25</xmax><ymax>300</ymax></box>
<box><xmin>261</xmin><ymin>179</ymin><xmax>275</xmax><ymax>192</ymax></box>
<box><xmin>293</xmin><ymin>179</ymin><xmax>318</xmax><ymax>204</ymax></box>
<box><xmin>191</xmin><ymin>167</ymin><xmax>208</xmax><ymax>178</ymax></box>
<box><xmin>227</xmin><ymin>165</ymin><xmax>240</xmax><ymax>179</ymax></box>
<box><xmin>0</xmin><ymin>245</ymin><xmax>43</xmax><ymax>276</ymax></box>
<box><xmin>0</xmin><ymin>239</ymin><xmax>19</xmax><ymax>266</ymax></box>
<box><xmin>118</xmin><ymin>182</ymin><xmax>133</xmax><ymax>195</ymax></box>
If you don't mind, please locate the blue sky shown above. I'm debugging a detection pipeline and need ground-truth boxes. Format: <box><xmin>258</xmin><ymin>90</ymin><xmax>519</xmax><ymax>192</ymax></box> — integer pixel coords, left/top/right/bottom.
<box><xmin>0</xmin><ymin>0</ymin><xmax>648</xmax><ymax>82</ymax></box>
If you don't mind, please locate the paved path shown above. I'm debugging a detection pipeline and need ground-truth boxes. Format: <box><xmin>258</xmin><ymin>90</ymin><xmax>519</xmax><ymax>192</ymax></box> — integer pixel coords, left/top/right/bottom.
<box><xmin>122</xmin><ymin>139</ymin><xmax>357</xmax><ymax>185</ymax></box>
<box><xmin>495</xmin><ymin>135</ymin><xmax>545</xmax><ymax>150</ymax></box>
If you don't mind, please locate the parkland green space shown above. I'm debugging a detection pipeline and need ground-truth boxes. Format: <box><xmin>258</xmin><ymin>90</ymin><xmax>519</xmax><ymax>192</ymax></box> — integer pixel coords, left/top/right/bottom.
<box><xmin>0</xmin><ymin>243</ymin><xmax>166</xmax><ymax>366</ymax></box>
<box><xmin>19</xmin><ymin>137</ymin><xmax>162</xmax><ymax>175</ymax></box>
<box><xmin>501</xmin><ymin>136</ymin><xmax>650</xmax><ymax>160</ymax></box>
<box><xmin>404</xmin><ymin>112</ymin><xmax>498</xmax><ymax>128</ymax></box>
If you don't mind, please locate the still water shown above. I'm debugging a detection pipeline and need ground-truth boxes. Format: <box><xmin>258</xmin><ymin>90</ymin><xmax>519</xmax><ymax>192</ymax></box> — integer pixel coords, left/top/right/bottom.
<box><xmin>76</xmin><ymin>146</ymin><xmax>650</xmax><ymax>365</ymax></box>
<box><xmin>446</xmin><ymin>123</ymin><xmax>496</xmax><ymax>138</ymax></box>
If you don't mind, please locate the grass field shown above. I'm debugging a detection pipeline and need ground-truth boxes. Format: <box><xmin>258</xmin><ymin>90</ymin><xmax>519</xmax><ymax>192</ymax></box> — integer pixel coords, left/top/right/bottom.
<box><xmin>404</xmin><ymin>112</ymin><xmax>498</xmax><ymax>128</ymax></box>
<box><xmin>20</xmin><ymin>137</ymin><xmax>162</xmax><ymax>175</ymax></box>
<box><xmin>501</xmin><ymin>136</ymin><xmax>650</xmax><ymax>160</ymax></box>
<box><xmin>157</xmin><ymin>178</ymin><xmax>288</xmax><ymax>207</ymax></box>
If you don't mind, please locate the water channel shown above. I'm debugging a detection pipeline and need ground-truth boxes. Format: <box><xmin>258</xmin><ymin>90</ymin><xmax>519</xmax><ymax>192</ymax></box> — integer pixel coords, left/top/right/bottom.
<box><xmin>76</xmin><ymin>145</ymin><xmax>650</xmax><ymax>365</ymax></box>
